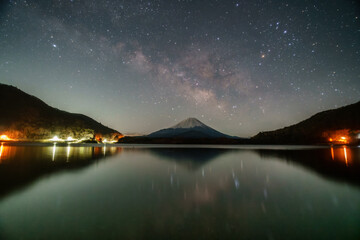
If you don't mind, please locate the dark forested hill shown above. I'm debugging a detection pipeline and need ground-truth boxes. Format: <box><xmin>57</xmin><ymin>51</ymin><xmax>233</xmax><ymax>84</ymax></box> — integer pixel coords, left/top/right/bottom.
<box><xmin>252</xmin><ymin>101</ymin><xmax>360</xmax><ymax>144</ymax></box>
<box><xmin>0</xmin><ymin>83</ymin><xmax>122</xmax><ymax>141</ymax></box>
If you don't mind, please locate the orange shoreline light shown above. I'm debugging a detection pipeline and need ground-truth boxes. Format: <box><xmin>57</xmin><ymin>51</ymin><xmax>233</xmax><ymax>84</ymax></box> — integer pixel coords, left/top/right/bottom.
<box><xmin>0</xmin><ymin>135</ymin><xmax>10</xmax><ymax>141</ymax></box>
<box><xmin>328</xmin><ymin>136</ymin><xmax>348</xmax><ymax>144</ymax></box>
<box><xmin>323</xmin><ymin>129</ymin><xmax>355</xmax><ymax>145</ymax></box>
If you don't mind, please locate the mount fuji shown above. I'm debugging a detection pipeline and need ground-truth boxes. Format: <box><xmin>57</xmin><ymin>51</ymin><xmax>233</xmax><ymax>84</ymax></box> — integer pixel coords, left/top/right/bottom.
<box><xmin>148</xmin><ymin>118</ymin><xmax>235</xmax><ymax>139</ymax></box>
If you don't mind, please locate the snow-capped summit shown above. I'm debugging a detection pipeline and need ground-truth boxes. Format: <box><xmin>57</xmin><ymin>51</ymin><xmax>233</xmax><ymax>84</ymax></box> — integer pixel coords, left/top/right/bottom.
<box><xmin>148</xmin><ymin>117</ymin><xmax>235</xmax><ymax>139</ymax></box>
<box><xmin>171</xmin><ymin>118</ymin><xmax>207</xmax><ymax>129</ymax></box>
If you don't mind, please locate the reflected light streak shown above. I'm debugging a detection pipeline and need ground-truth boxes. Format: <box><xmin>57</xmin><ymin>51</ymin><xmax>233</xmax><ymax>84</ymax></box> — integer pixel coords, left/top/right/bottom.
<box><xmin>52</xmin><ymin>143</ymin><xmax>57</xmax><ymax>161</ymax></box>
<box><xmin>103</xmin><ymin>146</ymin><xmax>106</xmax><ymax>156</ymax></box>
<box><xmin>343</xmin><ymin>147</ymin><xmax>348</xmax><ymax>166</ymax></box>
<box><xmin>0</xmin><ymin>143</ymin><xmax>3</xmax><ymax>160</ymax></box>
<box><xmin>67</xmin><ymin>144</ymin><xmax>71</xmax><ymax>161</ymax></box>
<box><xmin>331</xmin><ymin>147</ymin><xmax>334</xmax><ymax>160</ymax></box>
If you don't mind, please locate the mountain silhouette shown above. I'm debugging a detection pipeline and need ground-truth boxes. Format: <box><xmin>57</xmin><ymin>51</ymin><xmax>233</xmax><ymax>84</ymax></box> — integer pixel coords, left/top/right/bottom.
<box><xmin>148</xmin><ymin>117</ymin><xmax>234</xmax><ymax>138</ymax></box>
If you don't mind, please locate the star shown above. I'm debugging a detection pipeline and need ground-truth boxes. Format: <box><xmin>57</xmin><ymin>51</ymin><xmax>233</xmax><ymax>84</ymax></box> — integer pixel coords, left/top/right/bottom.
<box><xmin>0</xmin><ymin>0</ymin><xmax>358</xmax><ymax>137</ymax></box>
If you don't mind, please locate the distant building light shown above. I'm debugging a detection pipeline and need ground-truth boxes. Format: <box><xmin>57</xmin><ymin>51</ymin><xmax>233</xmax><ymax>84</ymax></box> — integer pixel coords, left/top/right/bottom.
<box><xmin>67</xmin><ymin>137</ymin><xmax>74</xmax><ymax>141</ymax></box>
<box><xmin>103</xmin><ymin>139</ymin><xmax>107</xmax><ymax>143</ymax></box>
<box><xmin>341</xmin><ymin>137</ymin><xmax>346</xmax><ymax>140</ymax></box>
<box><xmin>51</xmin><ymin>136</ymin><xmax>60</xmax><ymax>142</ymax></box>
<box><xmin>0</xmin><ymin>135</ymin><xmax>10</xmax><ymax>141</ymax></box>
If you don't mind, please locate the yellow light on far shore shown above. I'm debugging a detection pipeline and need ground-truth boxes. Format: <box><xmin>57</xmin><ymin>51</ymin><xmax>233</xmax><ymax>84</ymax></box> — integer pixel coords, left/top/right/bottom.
<box><xmin>51</xmin><ymin>136</ymin><xmax>60</xmax><ymax>142</ymax></box>
<box><xmin>0</xmin><ymin>135</ymin><xmax>10</xmax><ymax>141</ymax></box>
<box><xmin>67</xmin><ymin>137</ymin><xmax>74</xmax><ymax>141</ymax></box>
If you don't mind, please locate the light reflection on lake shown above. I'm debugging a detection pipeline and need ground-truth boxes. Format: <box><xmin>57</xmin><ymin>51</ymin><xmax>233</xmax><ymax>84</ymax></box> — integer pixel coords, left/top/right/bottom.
<box><xmin>0</xmin><ymin>144</ymin><xmax>359</xmax><ymax>239</ymax></box>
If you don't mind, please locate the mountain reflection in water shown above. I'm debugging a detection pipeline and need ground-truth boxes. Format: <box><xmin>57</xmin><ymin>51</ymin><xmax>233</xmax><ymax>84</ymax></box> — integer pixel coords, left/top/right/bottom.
<box><xmin>0</xmin><ymin>143</ymin><xmax>121</xmax><ymax>198</ymax></box>
<box><xmin>1</xmin><ymin>144</ymin><xmax>360</xmax><ymax>201</ymax></box>
<box><xmin>144</xmin><ymin>147</ymin><xmax>234</xmax><ymax>170</ymax></box>
<box><xmin>0</xmin><ymin>144</ymin><xmax>359</xmax><ymax>239</ymax></box>
<box><xmin>129</xmin><ymin>146</ymin><xmax>360</xmax><ymax>187</ymax></box>
<box><xmin>255</xmin><ymin>146</ymin><xmax>360</xmax><ymax>187</ymax></box>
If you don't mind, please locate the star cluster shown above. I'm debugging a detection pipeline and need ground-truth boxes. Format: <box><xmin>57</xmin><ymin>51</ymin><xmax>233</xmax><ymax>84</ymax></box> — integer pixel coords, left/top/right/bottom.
<box><xmin>0</xmin><ymin>0</ymin><xmax>359</xmax><ymax>136</ymax></box>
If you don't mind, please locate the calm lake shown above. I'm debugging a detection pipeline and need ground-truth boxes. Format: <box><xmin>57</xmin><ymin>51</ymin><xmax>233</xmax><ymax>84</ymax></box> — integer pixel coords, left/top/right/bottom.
<box><xmin>0</xmin><ymin>143</ymin><xmax>359</xmax><ymax>239</ymax></box>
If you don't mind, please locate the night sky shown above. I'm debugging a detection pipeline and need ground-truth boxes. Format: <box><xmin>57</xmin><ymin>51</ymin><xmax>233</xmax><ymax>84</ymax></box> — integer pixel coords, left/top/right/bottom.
<box><xmin>0</xmin><ymin>0</ymin><xmax>359</xmax><ymax>137</ymax></box>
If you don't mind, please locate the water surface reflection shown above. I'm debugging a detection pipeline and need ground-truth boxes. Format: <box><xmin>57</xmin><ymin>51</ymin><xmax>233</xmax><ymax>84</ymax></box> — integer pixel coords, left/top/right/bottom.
<box><xmin>0</xmin><ymin>145</ymin><xmax>359</xmax><ymax>239</ymax></box>
<box><xmin>0</xmin><ymin>143</ymin><xmax>121</xmax><ymax>198</ymax></box>
<box><xmin>145</xmin><ymin>147</ymin><xmax>234</xmax><ymax>170</ymax></box>
<box><xmin>255</xmin><ymin>146</ymin><xmax>360</xmax><ymax>187</ymax></box>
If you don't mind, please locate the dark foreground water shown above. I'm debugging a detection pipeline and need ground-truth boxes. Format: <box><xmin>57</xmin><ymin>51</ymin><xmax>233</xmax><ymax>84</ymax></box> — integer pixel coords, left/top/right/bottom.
<box><xmin>0</xmin><ymin>143</ymin><xmax>359</xmax><ymax>239</ymax></box>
